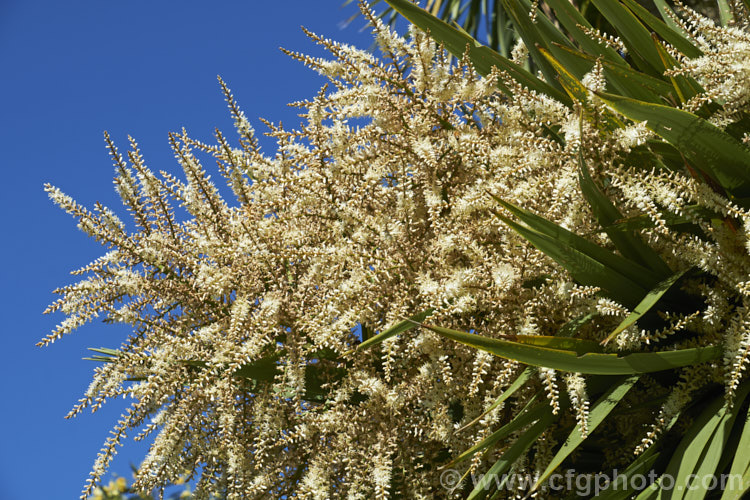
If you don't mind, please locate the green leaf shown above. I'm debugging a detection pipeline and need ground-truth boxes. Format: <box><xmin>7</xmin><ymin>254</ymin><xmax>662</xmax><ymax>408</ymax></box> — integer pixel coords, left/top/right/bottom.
<box><xmin>634</xmin><ymin>482</ymin><xmax>660</xmax><ymax>500</ymax></box>
<box><xmin>529</xmin><ymin>375</ymin><xmax>640</xmax><ymax>494</ymax></box>
<box><xmin>448</xmin><ymin>396</ymin><xmax>549</xmax><ymax>467</ymax></box>
<box><xmin>549</xmin><ymin>44</ymin><xmax>671</xmax><ymax>103</ymax></box>
<box><xmin>87</xmin><ymin>347</ymin><xmax>120</xmax><ymax>358</ymax></box>
<box><xmin>498</xmin><ymin>0</ymin><xmax>567</xmax><ymax>90</ymax></box>
<box><xmin>418</xmin><ymin>322</ymin><xmax>722</xmax><ymax>375</ymax></box>
<box><xmin>496</xmin><ymin>210</ymin><xmax>647</xmax><ymax>307</ymax></box>
<box><xmin>492</xmin><ymin>195</ymin><xmax>660</xmax><ymax>287</ymax></box>
<box><xmin>513</xmin><ymin>0</ymin><xmax>573</xmax><ymax>53</ymax></box>
<box><xmin>740</xmin><ymin>468</ymin><xmax>750</xmax><ymax>500</ymax></box>
<box><xmin>382</xmin><ymin>0</ymin><xmax>572</xmax><ymax>105</ymax></box>
<box><xmin>721</xmin><ymin>404</ymin><xmax>750</xmax><ymax>499</ymax></box>
<box><xmin>467</xmin><ymin>411</ymin><xmax>554</xmax><ymax>499</ymax></box>
<box><xmin>620</xmin><ymin>0</ymin><xmax>703</xmax><ymax>58</ymax></box>
<box><xmin>651</xmin><ymin>0</ymin><xmax>691</xmax><ymax>38</ymax></box>
<box><xmin>591</xmin><ymin>0</ymin><xmax>663</xmax><ymax>75</ymax></box>
<box><xmin>512</xmin><ymin>334</ymin><xmax>604</xmax><ymax>354</ymax></box>
<box><xmin>354</xmin><ymin>309</ymin><xmax>434</xmax><ymax>352</ymax></box>
<box><xmin>602</xmin><ymin>269</ymin><xmax>689</xmax><ymax>346</ymax></box>
<box><xmin>691</xmin><ymin>384</ymin><xmax>750</xmax><ymax>499</ymax></box>
<box><xmin>457</xmin><ymin>366</ymin><xmax>536</xmax><ymax>432</ymax></box>
<box><xmin>538</xmin><ymin>48</ymin><xmax>624</xmax><ymax>132</ymax></box>
<box><xmin>718</xmin><ymin>0</ymin><xmax>734</xmax><ymax>27</ymax></box>
<box><xmin>659</xmin><ymin>381</ymin><xmax>750</xmax><ymax>500</ymax></box>
<box><xmin>490</xmin><ymin>195</ymin><xmax>659</xmax><ymax>307</ymax></box>
<box><xmin>651</xmin><ymin>33</ymin><xmax>704</xmax><ymax>106</ymax></box>
<box><xmin>578</xmin><ymin>148</ymin><xmax>672</xmax><ymax>277</ymax></box>
<box><xmin>597</xmin><ymin>92</ymin><xmax>750</xmax><ymax>198</ymax></box>
<box><xmin>505</xmin><ymin>0</ymin><xmax>638</xmax><ymax>90</ymax></box>
<box><xmin>542</xmin><ymin>0</ymin><xmax>624</xmax><ymax>64</ymax></box>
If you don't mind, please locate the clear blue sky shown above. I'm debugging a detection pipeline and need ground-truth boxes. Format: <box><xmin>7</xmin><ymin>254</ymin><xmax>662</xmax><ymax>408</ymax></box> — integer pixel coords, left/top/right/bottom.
<box><xmin>0</xmin><ymin>2</ymin><xmax>378</xmax><ymax>497</ymax></box>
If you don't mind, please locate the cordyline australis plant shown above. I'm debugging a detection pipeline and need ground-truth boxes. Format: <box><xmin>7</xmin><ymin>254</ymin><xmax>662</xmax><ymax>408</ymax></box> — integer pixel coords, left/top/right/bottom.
<box><xmin>42</xmin><ymin>0</ymin><xmax>750</xmax><ymax>498</ymax></box>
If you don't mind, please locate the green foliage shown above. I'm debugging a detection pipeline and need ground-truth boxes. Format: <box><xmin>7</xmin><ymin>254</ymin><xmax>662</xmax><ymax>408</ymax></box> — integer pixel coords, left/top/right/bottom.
<box><xmin>47</xmin><ymin>0</ymin><xmax>750</xmax><ymax>497</ymax></box>
<box><xmin>360</xmin><ymin>1</ymin><xmax>724</xmax><ymax>58</ymax></box>
<box><xmin>380</xmin><ymin>0</ymin><xmax>750</xmax><ymax>497</ymax></box>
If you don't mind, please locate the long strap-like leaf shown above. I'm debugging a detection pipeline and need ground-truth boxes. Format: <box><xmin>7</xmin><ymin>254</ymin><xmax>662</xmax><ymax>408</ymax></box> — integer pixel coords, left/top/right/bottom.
<box><xmin>602</xmin><ymin>269</ymin><xmax>688</xmax><ymax>346</ymax></box>
<box><xmin>467</xmin><ymin>410</ymin><xmax>554</xmax><ymax>499</ymax></box>
<box><xmin>382</xmin><ymin>0</ymin><xmax>572</xmax><ymax>105</ymax></box>
<box><xmin>549</xmin><ymin>44</ymin><xmax>671</xmax><ymax>103</ymax></box>
<box><xmin>591</xmin><ymin>0</ymin><xmax>663</xmax><ymax>76</ymax></box>
<box><xmin>528</xmin><ymin>375</ymin><xmax>640</xmax><ymax>494</ymax></box>
<box><xmin>578</xmin><ymin>143</ymin><xmax>672</xmax><ymax>277</ymax></box>
<box><xmin>597</xmin><ymin>92</ymin><xmax>750</xmax><ymax>199</ymax></box>
<box><xmin>448</xmin><ymin>395</ymin><xmax>549</xmax><ymax>467</ymax></box>
<box><xmin>621</xmin><ymin>0</ymin><xmax>702</xmax><ymax>58</ymax></box>
<box><xmin>490</xmin><ymin>196</ymin><xmax>658</xmax><ymax>307</ymax></box>
<box><xmin>721</xmin><ymin>403</ymin><xmax>750</xmax><ymax>499</ymax></box>
<box><xmin>419</xmin><ymin>322</ymin><xmax>721</xmax><ymax>375</ymax></box>
<box><xmin>659</xmin><ymin>381</ymin><xmax>750</xmax><ymax>500</ymax></box>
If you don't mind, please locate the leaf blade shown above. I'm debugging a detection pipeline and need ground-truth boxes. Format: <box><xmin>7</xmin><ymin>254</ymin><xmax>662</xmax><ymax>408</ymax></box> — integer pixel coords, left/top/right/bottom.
<box><xmin>721</xmin><ymin>404</ymin><xmax>750</xmax><ymax>499</ymax></box>
<box><xmin>354</xmin><ymin>309</ymin><xmax>434</xmax><ymax>352</ymax></box>
<box><xmin>490</xmin><ymin>196</ymin><xmax>659</xmax><ymax>307</ymax></box>
<box><xmin>420</xmin><ymin>322</ymin><xmax>721</xmax><ymax>375</ymax></box>
<box><xmin>467</xmin><ymin>411</ymin><xmax>554</xmax><ymax>499</ymax></box>
<box><xmin>529</xmin><ymin>375</ymin><xmax>640</xmax><ymax>493</ymax></box>
<box><xmin>382</xmin><ymin>0</ymin><xmax>573</xmax><ymax>105</ymax></box>
<box><xmin>448</xmin><ymin>397</ymin><xmax>549</xmax><ymax>467</ymax></box>
<box><xmin>578</xmin><ymin>148</ymin><xmax>672</xmax><ymax>277</ymax></box>
<box><xmin>602</xmin><ymin>269</ymin><xmax>689</xmax><ymax>346</ymax></box>
<box><xmin>597</xmin><ymin>92</ymin><xmax>750</xmax><ymax>198</ymax></box>
<box><xmin>457</xmin><ymin>366</ymin><xmax>536</xmax><ymax>433</ymax></box>
<box><xmin>621</xmin><ymin>0</ymin><xmax>703</xmax><ymax>58</ymax></box>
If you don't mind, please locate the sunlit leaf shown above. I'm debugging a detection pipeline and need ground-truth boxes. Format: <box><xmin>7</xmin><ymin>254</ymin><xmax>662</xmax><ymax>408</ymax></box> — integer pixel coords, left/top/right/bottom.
<box><xmin>602</xmin><ymin>269</ymin><xmax>689</xmax><ymax>346</ymax></box>
<box><xmin>721</xmin><ymin>405</ymin><xmax>750</xmax><ymax>499</ymax></box>
<box><xmin>538</xmin><ymin>48</ymin><xmax>625</xmax><ymax>132</ymax></box>
<box><xmin>354</xmin><ymin>309</ymin><xmax>434</xmax><ymax>352</ymax></box>
<box><xmin>591</xmin><ymin>0</ymin><xmax>663</xmax><ymax>75</ymax></box>
<box><xmin>621</xmin><ymin>0</ymin><xmax>703</xmax><ymax>58</ymax></box>
<box><xmin>578</xmin><ymin>147</ymin><xmax>672</xmax><ymax>276</ymax></box>
<box><xmin>457</xmin><ymin>366</ymin><xmax>536</xmax><ymax>433</ymax></box>
<box><xmin>597</xmin><ymin>92</ymin><xmax>750</xmax><ymax>198</ymax></box>
<box><xmin>490</xmin><ymin>195</ymin><xmax>659</xmax><ymax>307</ymax></box>
<box><xmin>660</xmin><ymin>381</ymin><xmax>750</xmax><ymax>500</ymax></box>
<box><xmin>382</xmin><ymin>0</ymin><xmax>573</xmax><ymax>105</ymax></box>
<box><xmin>549</xmin><ymin>43</ymin><xmax>671</xmax><ymax>103</ymax></box>
<box><xmin>467</xmin><ymin>411</ymin><xmax>554</xmax><ymax>499</ymax></box>
<box><xmin>418</xmin><ymin>322</ymin><xmax>721</xmax><ymax>375</ymax></box>
<box><xmin>448</xmin><ymin>395</ymin><xmax>549</xmax><ymax>467</ymax></box>
<box><xmin>651</xmin><ymin>33</ymin><xmax>704</xmax><ymax>106</ymax></box>
<box><xmin>529</xmin><ymin>375</ymin><xmax>640</xmax><ymax>494</ymax></box>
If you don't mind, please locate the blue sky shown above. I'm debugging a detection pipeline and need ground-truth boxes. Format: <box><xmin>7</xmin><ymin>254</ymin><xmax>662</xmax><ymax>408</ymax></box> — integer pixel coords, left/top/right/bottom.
<box><xmin>0</xmin><ymin>2</ymin><xmax>379</xmax><ymax>497</ymax></box>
